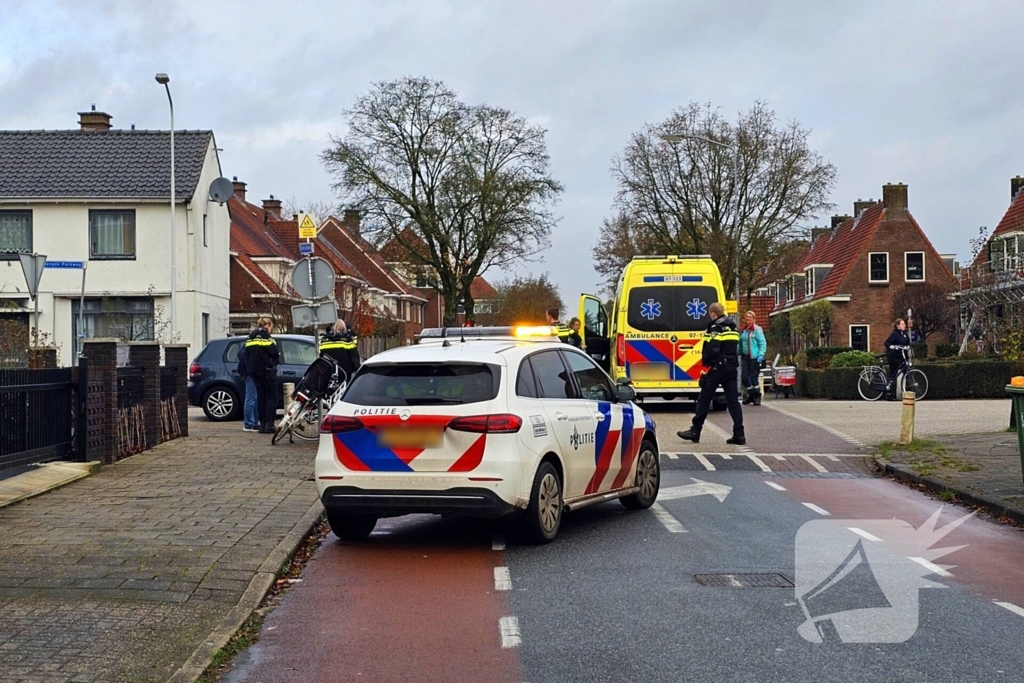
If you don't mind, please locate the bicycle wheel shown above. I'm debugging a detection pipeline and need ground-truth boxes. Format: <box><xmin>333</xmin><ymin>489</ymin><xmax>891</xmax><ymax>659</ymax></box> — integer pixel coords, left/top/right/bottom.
<box><xmin>904</xmin><ymin>369</ymin><xmax>928</xmax><ymax>400</ymax></box>
<box><xmin>272</xmin><ymin>398</ymin><xmax>307</xmax><ymax>445</ymax></box>
<box><xmin>287</xmin><ymin>403</ymin><xmax>323</xmax><ymax>441</ymax></box>
<box><xmin>858</xmin><ymin>367</ymin><xmax>886</xmax><ymax>401</ymax></box>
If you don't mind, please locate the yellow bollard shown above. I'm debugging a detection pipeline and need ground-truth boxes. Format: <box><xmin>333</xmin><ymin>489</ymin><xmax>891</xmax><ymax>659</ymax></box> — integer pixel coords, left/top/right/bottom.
<box><xmin>899</xmin><ymin>391</ymin><xmax>916</xmax><ymax>445</ymax></box>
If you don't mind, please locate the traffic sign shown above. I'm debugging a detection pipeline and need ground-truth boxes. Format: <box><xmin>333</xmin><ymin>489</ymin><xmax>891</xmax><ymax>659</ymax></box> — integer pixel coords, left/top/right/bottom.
<box><xmin>299</xmin><ymin>243</ymin><xmax>314</xmax><ymax>256</ymax></box>
<box><xmin>290</xmin><ymin>257</ymin><xmax>335</xmax><ymax>300</ymax></box>
<box><xmin>45</xmin><ymin>260</ymin><xmax>84</xmax><ymax>269</ymax></box>
<box><xmin>18</xmin><ymin>253</ymin><xmax>46</xmax><ymax>299</ymax></box>
<box><xmin>291</xmin><ymin>302</ymin><xmax>338</xmax><ymax>329</ymax></box>
<box><xmin>298</xmin><ymin>213</ymin><xmax>317</xmax><ymax>239</ymax></box>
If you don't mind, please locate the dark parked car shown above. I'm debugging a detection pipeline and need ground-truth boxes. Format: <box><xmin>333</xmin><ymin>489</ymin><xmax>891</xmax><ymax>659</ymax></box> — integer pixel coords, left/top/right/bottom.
<box><xmin>188</xmin><ymin>334</ymin><xmax>318</xmax><ymax>421</ymax></box>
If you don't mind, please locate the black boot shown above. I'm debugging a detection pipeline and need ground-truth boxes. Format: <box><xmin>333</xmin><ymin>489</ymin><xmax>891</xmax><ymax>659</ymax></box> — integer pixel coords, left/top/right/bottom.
<box><xmin>752</xmin><ymin>390</ymin><xmax>762</xmax><ymax>406</ymax></box>
<box><xmin>260</xmin><ymin>421</ymin><xmax>275</xmax><ymax>434</ymax></box>
<box><xmin>742</xmin><ymin>393</ymin><xmax>753</xmax><ymax>405</ymax></box>
<box><xmin>677</xmin><ymin>428</ymin><xmax>701</xmax><ymax>443</ymax></box>
<box><xmin>727</xmin><ymin>433</ymin><xmax>746</xmax><ymax>446</ymax></box>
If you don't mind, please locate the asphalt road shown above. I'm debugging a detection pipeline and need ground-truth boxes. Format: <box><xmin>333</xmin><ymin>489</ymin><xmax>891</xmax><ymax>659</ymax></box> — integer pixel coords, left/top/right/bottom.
<box><xmin>222</xmin><ymin>402</ymin><xmax>1024</xmax><ymax>683</ymax></box>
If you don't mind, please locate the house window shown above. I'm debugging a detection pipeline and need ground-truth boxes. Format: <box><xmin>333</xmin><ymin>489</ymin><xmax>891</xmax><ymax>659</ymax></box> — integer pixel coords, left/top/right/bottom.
<box><xmin>90</xmin><ymin>210</ymin><xmax>136</xmax><ymax>259</ymax></box>
<box><xmin>72</xmin><ymin>297</ymin><xmax>154</xmax><ymax>341</ymax></box>
<box><xmin>786</xmin><ymin>277</ymin><xmax>795</xmax><ymax>302</ymax></box>
<box><xmin>805</xmin><ymin>269</ymin><xmax>816</xmax><ymax>296</ymax></box>
<box><xmin>869</xmin><ymin>252</ymin><xmax>888</xmax><ymax>283</ymax></box>
<box><xmin>905</xmin><ymin>252</ymin><xmax>924</xmax><ymax>282</ymax></box>
<box><xmin>203</xmin><ymin>214</ymin><xmax>208</xmax><ymax>248</ymax></box>
<box><xmin>202</xmin><ymin>313</ymin><xmax>210</xmax><ymax>346</ymax></box>
<box><xmin>850</xmin><ymin>325</ymin><xmax>869</xmax><ymax>352</ymax></box>
<box><xmin>0</xmin><ymin>211</ymin><xmax>32</xmax><ymax>257</ymax></box>
<box><xmin>1005</xmin><ymin>237</ymin><xmax>1019</xmax><ymax>271</ymax></box>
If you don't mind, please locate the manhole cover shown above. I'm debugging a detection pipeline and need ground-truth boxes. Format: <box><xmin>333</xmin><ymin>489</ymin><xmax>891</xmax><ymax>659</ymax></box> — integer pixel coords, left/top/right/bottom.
<box><xmin>694</xmin><ymin>573</ymin><xmax>794</xmax><ymax>588</ymax></box>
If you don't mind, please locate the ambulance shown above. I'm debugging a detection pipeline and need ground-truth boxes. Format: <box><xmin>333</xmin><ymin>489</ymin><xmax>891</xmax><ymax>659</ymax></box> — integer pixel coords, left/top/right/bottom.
<box><xmin>578</xmin><ymin>255</ymin><xmax>734</xmax><ymax>405</ymax></box>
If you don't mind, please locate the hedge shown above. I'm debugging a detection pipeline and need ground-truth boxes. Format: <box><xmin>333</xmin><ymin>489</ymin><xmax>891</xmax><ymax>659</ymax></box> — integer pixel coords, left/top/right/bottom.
<box><xmin>796</xmin><ymin>359</ymin><xmax>1024</xmax><ymax>399</ymax></box>
<box><xmin>830</xmin><ymin>351</ymin><xmax>878</xmax><ymax>368</ymax></box>
<box><xmin>806</xmin><ymin>346</ymin><xmax>854</xmax><ymax>369</ymax></box>
<box><xmin>935</xmin><ymin>343</ymin><xmax>959</xmax><ymax>358</ymax></box>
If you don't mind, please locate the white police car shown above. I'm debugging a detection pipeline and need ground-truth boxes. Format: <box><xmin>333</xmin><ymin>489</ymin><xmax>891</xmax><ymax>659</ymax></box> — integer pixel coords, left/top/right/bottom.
<box><xmin>314</xmin><ymin>326</ymin><xmax>661</xmax><ymax>543</ymax></box>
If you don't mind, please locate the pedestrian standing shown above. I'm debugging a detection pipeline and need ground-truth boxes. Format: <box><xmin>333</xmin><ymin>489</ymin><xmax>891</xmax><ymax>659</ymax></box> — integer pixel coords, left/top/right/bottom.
<box><xmin>677</xmin><ymin>302</ymin><xmax>745</xmax><ymax>445</ymax></box>
<box><xmin>739</xmin><ymin>310</ymin><xmax>767</xmax><ymax>406</ymax></box>
<box><xmin>245</xmin><ymin>317</ymin><xmax>280</xmax><ymax>434</ymax></box>
<box><xmin>545</xmin><ymin>307</ymin><xmax>572</xmax><ymax>344</ymax></box>
<box><xmin>567</xmin><ymin>317</ymin><xmax>583</xmax><ymax>348</ymax></box>
<box><xmin>884</xmin><ymin>318</ymin><xmax>911</xmax><ymax>401</ymax></box>
<box><xmin>237</xmin><ymin>329</ymin><xmax>259</xmax><ymax>432</ymax></box>
<box><xmin>320</xmin><ymin>319</ymin><xmax>362</xmax><ymax>383</ymax></box>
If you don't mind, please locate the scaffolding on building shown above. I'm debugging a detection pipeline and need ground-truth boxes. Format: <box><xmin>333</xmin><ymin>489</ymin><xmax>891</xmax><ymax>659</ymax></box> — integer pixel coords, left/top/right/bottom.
<box><xmin>954</xmin><ymin>259</ymin><xmax>1024</xmax><ymax>354</ymax></box>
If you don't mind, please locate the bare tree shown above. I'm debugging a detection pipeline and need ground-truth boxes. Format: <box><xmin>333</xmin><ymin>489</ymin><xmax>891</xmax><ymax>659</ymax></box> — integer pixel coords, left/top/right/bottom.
<box><xmin>322</xmin><ymin>77</ymin><xmax>563</xmax><ymax>325</ymax></box>
<box><xmin>607</xmin><ymin>101</ymin><xmax>836</xmax><ymax>295</ymax></box>
<box><xmin>891</xmin><ymin>283</ymin><xmax>956</xmax><ymax>343</ymax></box>
<box><xmin>281</xmin><ymin>197</ymin><xmax>343</xmax><ymax>223</ymax></box>
<box><xmin>591</xmin><ymin>210</ymin><xmax>662</xmax><ymax>296</ymax></box>
<box><xmin>492</xmin><ymin>273</ymin><xmax>564</xmax><ymax>326</ymax></box>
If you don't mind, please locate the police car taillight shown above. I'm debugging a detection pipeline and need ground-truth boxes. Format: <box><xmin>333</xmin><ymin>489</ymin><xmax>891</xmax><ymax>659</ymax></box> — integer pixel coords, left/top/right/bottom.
<box><xmin>321</xmin><ymin>415</ymin><xmax>364</xmax><ymax>433</ymax></box>
<box><xmin>448</xmin><ymin>414</ymin><xmax>523</xmax><ymax>434</ymax></box>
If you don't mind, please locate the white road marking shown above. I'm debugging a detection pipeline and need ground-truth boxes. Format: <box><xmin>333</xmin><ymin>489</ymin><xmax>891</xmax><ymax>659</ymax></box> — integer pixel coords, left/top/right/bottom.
<box><xmin>995</xmin><ymin>601</ymin><xmax>1024</xmax><ymax>618</ymax></box>
<box><xmin>746</xmin><ymin>454</ymin><xmax>771</xmax><ymax>472</ymax></box>
<box><xmin>773</xmin><ymin>454</ymin><xmax>786</xmax><ymax>461</ymax></box>
<box><xmin>693</xmin><ymin>454</ymin><xmax>716</xmax><ymax>471</ymax></box>
<box><xmin>651</xmin><ymin>503</ymin><xmax>688</xmax><ymax>533</ymax></box>
<box><xmin>499</xmin><ymin>616</ymin><xmax>521</xmax><ymax>648</ymax></box>
<box><xmin>762</xmin><ymin>402</ymin><xmax>866</xmax><ymax>448</ymax></box>
<box><xmin>802</xmin><ymin>502</ymin><xmax>830</xmax><ymax>516</ymax></box>
<box><xmin>909</xmin><ymin>556</ymin><xmax>953</xmax><ymax>577</ymax></box>
<box><xmin>664</xmin><ymin>452</ymin><xmax>679</xmax><ymax>460</ymax></box>
<box><xmin>825</xmin><ymin>454</ymin><xmax>841</xmax><ymax>462</ymax></box>
<box><xmin>491</xmin><ymin>534</ymin><xmax>505</xmax><ymax>551</ymax></box>
<box><xmin>764</xmin><ymin>481</ymin><xmax>787</xmax><ymax>491</ymax></box>
<box><xmin>494</xmin><ymin>566</ymin><xmax>512</xmax><ymax>591</ymax></box>
<box><xmin>704</xmin><ymin>420</ymin><xmax>752</xmax><ymax>452</ymax></box>
<box><xmin>718</xmin><ymin>453</ymin><xmax>733</xmax><ymax>460</ymax></box>
<box><xmin>847</xmin><ymin>527</ymin><xmax>883</xmax><ymax>542</ymax></box>
<box><xmin>659</xmin><ymin>478</ymin><xmax>731</xmax><ymax>503</ymax></box>
<box><xmin>799</xmin><ymin>454</ymin><xmax>828</xmax><ymax>473</ymax></box>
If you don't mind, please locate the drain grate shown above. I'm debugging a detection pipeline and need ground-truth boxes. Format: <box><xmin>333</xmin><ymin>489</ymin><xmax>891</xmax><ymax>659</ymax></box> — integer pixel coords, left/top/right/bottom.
<box><xmin>694</xmin><ymin>573</ymin><xmax>794</xmax><ymax>588</ymax></box>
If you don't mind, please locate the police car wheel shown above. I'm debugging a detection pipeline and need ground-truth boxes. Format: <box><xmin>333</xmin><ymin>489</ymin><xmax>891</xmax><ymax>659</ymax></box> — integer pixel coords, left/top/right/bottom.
<box><xmin>522</xmin><ymin>461</ymin><xmax>562</xmax><ymax>544</ymax></box>
<box><xmin>326</xmin><ymin>510</ymin><xmax>377</xmax><ymax>541</ymax></box>
<box><xmin>621</xmin><ymin>439</ymin><xmax>660</xmax><ymax>510</ymax></box>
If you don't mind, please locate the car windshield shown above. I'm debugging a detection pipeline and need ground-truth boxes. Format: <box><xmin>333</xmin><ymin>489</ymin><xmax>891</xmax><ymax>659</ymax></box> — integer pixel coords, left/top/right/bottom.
<box><xmin>342</xmin><ymin>363</ymin><xmax>500</xmax><ymax>406</ymax></box>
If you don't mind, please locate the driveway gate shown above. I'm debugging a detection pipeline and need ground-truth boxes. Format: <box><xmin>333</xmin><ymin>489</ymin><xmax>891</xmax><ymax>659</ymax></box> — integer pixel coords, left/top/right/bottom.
<box><xmin>0</xmin><ymin>368</ymin><xmax>75</xmax><ymax>472</ymax></box>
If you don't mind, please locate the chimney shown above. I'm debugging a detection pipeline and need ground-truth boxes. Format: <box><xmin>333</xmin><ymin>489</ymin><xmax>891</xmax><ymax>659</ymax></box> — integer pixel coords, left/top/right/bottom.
<box><xmin>344</xmin><ymin>209</ymin><xmax>361</xmax><ymax>235</ymax></box>
<box><xmin>232</xmin><ymin>176</ymin><xmax>246</xmax><ymax>202</ymax></box>
<box><xmin>78</xmin><ymin>104</ymin><xmax>112</xmax><ymax>131</ymax></box>
<box><xmin>262</xmin><ymin>195</ymin><xmax>282</xmax><ymax>218</ymax></box>
<box><xmin>882</xmin><ymin>182</ymin><xmax>908</xmax><ymax>211</ymax></box>
<box><xmin>810</xmin><ymin>227</ymin><xmax>830</xmax><ymax>241</ymax></box>
<box><xmin>853</xmin><ymin>199</ymin><xmax>876</xmax><ymax>217</ymax></box>
<box><xmin>831</xmin><ymin>214</ymin><xmax>852</xmax><ymax>229</ymax></box>
<box><xmin>1012</xmin><ymin>176</ymin><xmax>1024</xmax><ymax>201</ymax></box>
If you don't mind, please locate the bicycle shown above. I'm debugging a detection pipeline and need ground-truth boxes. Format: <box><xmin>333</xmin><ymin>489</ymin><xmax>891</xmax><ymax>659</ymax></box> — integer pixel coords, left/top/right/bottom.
<box><xmin>272</xmin><ymin>356</ymin><xmax>349</xmax><ymax>445</ymax></box>
<box><xmin>857</xmin><ymin>346</ymin><xmax>928</xmax><ymax>401</ymax></box>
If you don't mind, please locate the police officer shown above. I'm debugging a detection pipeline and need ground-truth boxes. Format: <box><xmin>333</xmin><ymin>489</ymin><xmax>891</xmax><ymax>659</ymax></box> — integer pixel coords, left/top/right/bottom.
<box><xmin>320</xmin><ymin>319</ymin><xmax>361</xmax><ymax>382</ymax></box>
<box><xmin>545</xmin><ymin>306</ymin><xmax>572</xmax><ymax>344</ymax></box>
<box><xmin>677</xmin><ymin>302</ymin><xmax>745</xmax><ymax>445</ymax></box>
<box><xmin>567</xmin><ymin>317</ymin><xmax>583</xmax><ymax>348</ymax></box>
<box><xmin>245</xmin><ymin>317</ymin><xmax>280</xmax><ymax>434</ymax></box>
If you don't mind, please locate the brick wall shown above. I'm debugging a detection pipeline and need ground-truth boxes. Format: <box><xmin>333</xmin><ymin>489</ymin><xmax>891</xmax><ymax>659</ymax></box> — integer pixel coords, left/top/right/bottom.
<box><xmin>82</xmin><ymin>339</ymin><xmax>118</xmax><ymax>464</ymax></box>
<box><xmin>164</xmin><ymin>345</ymin><xmax>189</xmax><ymax>438</ymax></box>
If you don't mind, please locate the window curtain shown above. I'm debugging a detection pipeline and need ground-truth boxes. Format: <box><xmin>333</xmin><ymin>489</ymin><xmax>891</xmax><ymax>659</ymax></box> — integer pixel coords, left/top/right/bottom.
<box><xmin>92</xmin><ymin>213</ymin><xmax>126</xmax><ymax>254</ymax></box>
<box><xmin>0</xmin><ymin>213</ymin><xmax>30</xmax><ymax>253</ymax></box>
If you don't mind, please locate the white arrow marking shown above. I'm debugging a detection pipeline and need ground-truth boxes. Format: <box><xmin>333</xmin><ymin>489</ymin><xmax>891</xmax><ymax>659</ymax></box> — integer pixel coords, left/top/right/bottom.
<box><xmin>658</xmin><ymin>477</ymin><xmax>731</xmax><ymax>503</ymax></box>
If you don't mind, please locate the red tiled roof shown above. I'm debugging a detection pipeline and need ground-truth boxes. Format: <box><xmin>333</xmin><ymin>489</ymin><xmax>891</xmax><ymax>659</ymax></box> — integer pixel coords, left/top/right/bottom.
<box><xmin>228</xmin><ymin>196</ymin><xmax>294</xmax><ymax>259</ymax></box>
<box><xmin>992</xmin><ymin>190</ymin><xmax>1024</xmax><ymax>238</ymax></box>
<box><xmin>233</xmin><ymin>253</ymin><xmax>284</xmax><ymax>295</ymax></box>
<box><xmin>470</xmin><ymin>277</ymin><xmax>499</xmax><ymax>300</ymax></box>
<box><xmin>741</xmin><ymin>295</ymin><xmax>774</xmax><ymax>331</ymax></box>
<box><xmin>318</xmin><ymin>217</ymin><xmax>425</xmax><ymax>300</ymax></box>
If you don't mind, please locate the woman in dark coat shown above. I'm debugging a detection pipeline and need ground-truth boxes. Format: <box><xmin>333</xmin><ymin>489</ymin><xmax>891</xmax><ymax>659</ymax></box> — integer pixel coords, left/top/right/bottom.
<box><xmin>883</xmin><ymin>318</ymin><xmax>910</xmax><ymax>400</ymax></box>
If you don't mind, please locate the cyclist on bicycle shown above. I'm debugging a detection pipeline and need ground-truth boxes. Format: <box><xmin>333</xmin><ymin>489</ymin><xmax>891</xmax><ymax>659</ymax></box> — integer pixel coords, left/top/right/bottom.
<box><xmin>883</xmin><ymin>318</ymin><xmax>911</xmax><ymax>401</ymax></box>
<box><xmin>320</xmin><ymin>319</ymin><xmax>361</xmax><ymax>382</ymax></box>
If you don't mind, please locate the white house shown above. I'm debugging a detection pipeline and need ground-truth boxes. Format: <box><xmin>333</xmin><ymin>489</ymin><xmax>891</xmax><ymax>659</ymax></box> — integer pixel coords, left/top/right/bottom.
<box><xmin>0</xmin><ymin>108</ymin><xmax>231</xmax><ymax>364</ymax></box>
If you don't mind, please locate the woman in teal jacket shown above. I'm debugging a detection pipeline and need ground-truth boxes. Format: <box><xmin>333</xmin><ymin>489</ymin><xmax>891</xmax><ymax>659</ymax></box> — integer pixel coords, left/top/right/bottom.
<box><xmin>739</xmin><ymin>311</ymin><xmax>767</xmax><ymax>406</ymax></box>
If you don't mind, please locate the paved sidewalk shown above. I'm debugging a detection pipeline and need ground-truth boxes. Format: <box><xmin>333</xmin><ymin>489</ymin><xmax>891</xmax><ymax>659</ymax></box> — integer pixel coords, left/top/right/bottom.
<box><xmin>877</xmin><ymin>431</ymin><xmax>1024</xmax><ymax>522</ymax></box>
<box><xmin>0</xmin><ymin>413</ymin><xmax>321</xmax><ymax>683</ymax></box>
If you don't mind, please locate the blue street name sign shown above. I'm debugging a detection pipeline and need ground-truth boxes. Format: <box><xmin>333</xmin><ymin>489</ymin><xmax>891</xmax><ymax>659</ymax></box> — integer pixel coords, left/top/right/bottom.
<box><xmin>299</xmin><ymin>243</ymin><xmax>314</xmax><ymax>255</ymax></box>
<box><xmin>46</xmin><ymin>260</ymin><xmax>84</xmax><ymax>269</ymax></box>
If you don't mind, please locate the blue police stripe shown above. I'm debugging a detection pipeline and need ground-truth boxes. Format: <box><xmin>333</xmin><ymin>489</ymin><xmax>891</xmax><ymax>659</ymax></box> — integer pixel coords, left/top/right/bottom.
<box><xmin>336</xmin><ymin>430</ymin><xmax>413</xmax><ymax>472</ymax></box>
<box><xmin>620</xmin><ymin>407</ymin><xmax>635</xmax><ymax>462</ymax></box>
<box><xmin>594</xmin><ymin>401</ymin><xmax>613</xmax><ymax>464</ymax></box>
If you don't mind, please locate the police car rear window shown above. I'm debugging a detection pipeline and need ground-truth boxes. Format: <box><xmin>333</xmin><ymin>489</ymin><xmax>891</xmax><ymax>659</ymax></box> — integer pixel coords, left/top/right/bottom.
<box><xmin>627</xmin><ymin>286</ymin><xmax>718</xmax><ymax>332</ymax></box>
<box><xmin>342</xmin><ymin>363</ymin><xmax>500</xmax><ymax>406</ymax></box>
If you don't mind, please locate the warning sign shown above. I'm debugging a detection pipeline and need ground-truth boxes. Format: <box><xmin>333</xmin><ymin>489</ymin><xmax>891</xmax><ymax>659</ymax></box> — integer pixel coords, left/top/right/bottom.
<box><xmin>298</xmin><ymin>213</ymin><xmax>317</xmax><ymax>239</ymax></box>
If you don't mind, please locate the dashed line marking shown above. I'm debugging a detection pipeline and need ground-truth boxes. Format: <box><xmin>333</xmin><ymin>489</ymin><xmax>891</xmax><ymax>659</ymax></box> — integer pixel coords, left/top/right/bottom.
<box><xmin>802</xmin><ymin>502</ymin><xmax>830</xmax><ymax>516</ymax></box>
<box><xmin>494</xmin><ymin>566</ymin><xmax>511</xmax><ymax>591</ymax></box>
<box><xmin>665</xmin><ymin>452</ymin><xmax>678</xmax><ymax>460</ymax></box>
<box><xmin>799</xmin><ymin>454</ymin><xmax>828</xmax><ymax>473</ymax></box>
<box><xmin>693</xmin><ymin>454</ymin><xmax>716</xmax><ymax>471</ymax></box>
<box><xmin>746</xmin><ymin>454</ymin><xmax>771</xmax><ymax>472</ymax></box>
<box><xmin>825</xmin><ymin>454</ymin><xmax>840</xmax><ymax>462</ymax></box>
<box><xmin>718</xmin><ymin>453</ymin><xmax>733</xmax><ymax>460</ymax></box>
<box><xmin>995</xmin><ymin>601</ymin><xmax>1024</xmax><ymax>618</ymax></box>
<box><xmin>909</xmin><ymin>556</ymin><xmax>952</xmax><ymax>577</ymax></box>
<box><xmin>491</xmin><ymin>534</ymin><xmax>505</xmax><ymax>551</ymax></box>
<box><xmin>773</xmin><ymin>454</ymin><xmax>786</xmax><ymax>461</ymax></box>
<box><xmin>499</xmin><ymin>616</ymin><xmax>521</xmax><ymax>648</ymax></box>
<box><xmin>761</xmin><ymin>402</ymin><xmax>866</xmax><ymax>448</ymax></box>
<box><xmin>848</xmin><ymin>527</ymin><xmax>883</xmax><ymax>542</ymax></box>
<box><xmin>764</xmin><ymin>481</ymin><xmax>787</xmax><ymax>491</ymax></box>
<box><xmin>651</xmin><ymin>503</ymin><xmax>688</xmax><ymax>533</ymax></box>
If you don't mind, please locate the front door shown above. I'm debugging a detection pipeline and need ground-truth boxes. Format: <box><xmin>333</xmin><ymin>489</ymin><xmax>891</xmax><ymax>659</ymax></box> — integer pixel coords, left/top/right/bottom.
<box><xmin>561</xmin><ymin>350</ymin><xmax>626</xmax><ymax>495</ymax></box>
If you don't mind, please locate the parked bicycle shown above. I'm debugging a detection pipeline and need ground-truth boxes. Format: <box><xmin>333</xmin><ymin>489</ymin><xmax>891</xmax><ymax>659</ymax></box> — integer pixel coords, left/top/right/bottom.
<box><xmin>857</xmin><ymin>345</ymin><xmax>928</xmax><ymax>401</ymax></box>
<box><xmin>272</xmin><ymin>355</ymin><xmax>348</xmax><ymax>445</ymax></box>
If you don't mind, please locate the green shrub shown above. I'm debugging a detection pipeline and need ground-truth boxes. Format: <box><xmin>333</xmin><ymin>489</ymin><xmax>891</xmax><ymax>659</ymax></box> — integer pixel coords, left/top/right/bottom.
<box><xmin>911</xmin><ymin>342</ymin><xmax>928</xmax><ymax>360</ymax></box>
<box><xmin>798</xmin><ymin>359</ymin><xmax>1024</xmax><ymax>399</ymax></box>
<box><xmin>935</xmin><ymin>342</ymin><xmax>959</xmax><ymax>358</ymax></box>
<box><xmin>830</xmin><ymin>351</ymin><xmax>879</xmax><ymax>368</ymax></box>
<box><xmin>806</xmin><ymin>346</ymin><xmax>854</xmax><ymax>369</ymax></box>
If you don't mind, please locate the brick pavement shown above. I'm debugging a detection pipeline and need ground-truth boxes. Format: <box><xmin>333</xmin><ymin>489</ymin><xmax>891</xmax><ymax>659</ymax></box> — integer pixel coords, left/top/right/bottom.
<box><xmin>0</xmin><ymin>414</ymin><xmax>319</xmax><ymax>683</ymax></box>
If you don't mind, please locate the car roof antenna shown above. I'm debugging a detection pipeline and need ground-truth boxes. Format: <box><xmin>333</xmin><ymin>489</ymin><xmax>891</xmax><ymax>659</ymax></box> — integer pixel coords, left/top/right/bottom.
<box><xmin>457</xmin><ymin>303</ymin><xmax>467</xmax><ymax>343</ymax></box>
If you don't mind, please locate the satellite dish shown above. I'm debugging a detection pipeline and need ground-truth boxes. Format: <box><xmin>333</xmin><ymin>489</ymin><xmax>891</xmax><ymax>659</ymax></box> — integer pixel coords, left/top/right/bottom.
<box><xmin>209</xmin><ymin>177</ymin><xmax>234</xmax><ymax>204</ymax></box>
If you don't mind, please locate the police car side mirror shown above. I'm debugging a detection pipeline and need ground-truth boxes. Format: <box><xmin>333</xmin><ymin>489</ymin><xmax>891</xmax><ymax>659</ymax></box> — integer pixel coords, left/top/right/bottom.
<box><xmin>615</xmin><ymin>383</ymin><xmax>636</xmax><ymax>403</ymax></box>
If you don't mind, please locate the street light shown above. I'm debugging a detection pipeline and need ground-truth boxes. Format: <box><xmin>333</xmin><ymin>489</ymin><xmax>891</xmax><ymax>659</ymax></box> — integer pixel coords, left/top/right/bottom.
<box><xmin>155</xmin><ymin>72</ymin><xmax>177</xmax><ymax>340</ymax></box>
<box><xmin>660</xmin><ymin>133</ymin><xmax>742</xmax><ymax>304</ymax></box>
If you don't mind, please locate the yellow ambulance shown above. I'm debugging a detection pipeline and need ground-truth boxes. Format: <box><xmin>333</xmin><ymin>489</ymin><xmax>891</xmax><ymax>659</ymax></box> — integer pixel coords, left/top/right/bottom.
<box><xmin>579</xmin><ymin>255</ymin><xmax>734</xmax><ymax>403</ymax></box>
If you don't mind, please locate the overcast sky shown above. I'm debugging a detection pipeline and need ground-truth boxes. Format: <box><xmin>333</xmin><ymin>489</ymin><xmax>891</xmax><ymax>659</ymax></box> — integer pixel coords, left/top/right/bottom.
<box><xmin>3</xmin><ymin>0</ymin><xmax>1023</xmax><ymax>302</ymax></box>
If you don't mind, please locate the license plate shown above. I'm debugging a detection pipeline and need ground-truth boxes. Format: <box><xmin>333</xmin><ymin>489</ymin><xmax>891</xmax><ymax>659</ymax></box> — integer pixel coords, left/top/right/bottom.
<box><xmin>377</xmin><ymin>427</ymin><xmax>444</xmax><ymax>449</ymax></box>
<box><xmin>630</xmin><ymin>363</ymin><xmax>671</xmax><ymax>381</ymax></box>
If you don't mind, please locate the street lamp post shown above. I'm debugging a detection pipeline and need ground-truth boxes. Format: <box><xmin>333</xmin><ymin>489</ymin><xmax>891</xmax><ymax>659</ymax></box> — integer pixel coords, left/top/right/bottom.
<box><xmin>155</xmin><ymin>73</ymin><xmax>177</xmax><ymax>340</ymax></box>
<box><xmin>660</xmin><ymin>133</ymin><xmax>742</xmax><ymax>304</ymax></box>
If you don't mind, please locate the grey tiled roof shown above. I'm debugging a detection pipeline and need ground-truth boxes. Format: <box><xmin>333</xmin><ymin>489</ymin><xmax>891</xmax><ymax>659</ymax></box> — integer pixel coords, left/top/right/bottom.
<box><xmin>0</xmin><ymin>130</ymin><xmax>215</xmax><ymax>200</ymax></box>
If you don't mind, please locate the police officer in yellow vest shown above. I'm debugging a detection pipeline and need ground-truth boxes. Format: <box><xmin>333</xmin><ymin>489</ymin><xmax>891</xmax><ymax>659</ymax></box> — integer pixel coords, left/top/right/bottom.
<box><xmin>677</xmin><ymin>302</ymin><xmax>745</xmax><ymax>445</ymax></box>
<box><xmin>244</xmin><ymin>317</ymin><xmax>280</xmax><ymax>434</ymax></box>
<box><xmin>545</xmin><ymin>306</ymin><xmax>572</xmax><ymax>344</ymax></box>
<box><xmin>319</xmin><ymin>319</ymin><xmax>361</xmax><ymax>381</ymax></box>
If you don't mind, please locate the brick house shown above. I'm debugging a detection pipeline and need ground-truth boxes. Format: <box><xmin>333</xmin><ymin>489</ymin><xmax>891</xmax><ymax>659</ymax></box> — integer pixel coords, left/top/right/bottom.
<box><xmin>769</xmin><ymin>183</ymin><xmax>956</xmax><ymax>354</ymax></box>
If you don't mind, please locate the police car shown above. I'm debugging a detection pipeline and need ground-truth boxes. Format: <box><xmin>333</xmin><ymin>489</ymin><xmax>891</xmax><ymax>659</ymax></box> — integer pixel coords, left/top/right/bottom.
<box><xmin>314</xmin><ymin>326</ymin><xmax>661</xmax><ymax>543</ymax></box>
